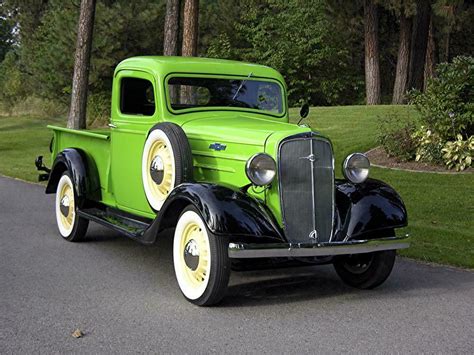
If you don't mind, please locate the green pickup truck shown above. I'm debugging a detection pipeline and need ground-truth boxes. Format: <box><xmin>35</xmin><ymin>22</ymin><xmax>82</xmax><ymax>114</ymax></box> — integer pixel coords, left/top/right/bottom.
<box><xmin>36</xmin><ymin>56</ymin><xmax>409</xmax><ymax>306</ymax></box>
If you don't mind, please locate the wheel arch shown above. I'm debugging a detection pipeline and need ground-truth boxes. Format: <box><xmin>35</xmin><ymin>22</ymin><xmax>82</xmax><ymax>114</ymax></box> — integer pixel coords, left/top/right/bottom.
<box><xmin>45</xmin><ymin>148</ymin><xmax>101</xmax><ymax>202</ymax></box>
<box><xmin>335</xmin><ymin>178</ymin><xmax>408</xmax><ymax>240</ymax></box>
<box><xmin>142</xmin><ymin>183</ymin><xmax>285</xmax><ymax>245</ymax></box>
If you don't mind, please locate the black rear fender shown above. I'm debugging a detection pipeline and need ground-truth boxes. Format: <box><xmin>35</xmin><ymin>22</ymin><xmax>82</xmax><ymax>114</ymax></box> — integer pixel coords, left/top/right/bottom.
<box><xmin>45</xmin><ymin>148</ymin><xmax>101</xmax><ymax>202</ymax></box>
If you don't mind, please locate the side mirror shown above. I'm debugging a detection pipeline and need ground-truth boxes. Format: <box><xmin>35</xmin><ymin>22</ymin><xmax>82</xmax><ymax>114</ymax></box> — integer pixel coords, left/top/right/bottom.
<box><xmin>300</xmin><ymin>103</ymin><xmax>309</xmax><ymax>119</ymax></box>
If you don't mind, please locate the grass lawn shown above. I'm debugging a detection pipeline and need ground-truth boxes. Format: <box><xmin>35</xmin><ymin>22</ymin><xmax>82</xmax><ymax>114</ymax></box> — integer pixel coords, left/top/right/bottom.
<box><xmin>0</xmin><ymin>115</ymin><xmax>64</xmax><ymax>182</ymax></box>
<box><xmin>1</xmin><ymin>107</ymin><xmax>473</xmax><ymax>268</ymax></box>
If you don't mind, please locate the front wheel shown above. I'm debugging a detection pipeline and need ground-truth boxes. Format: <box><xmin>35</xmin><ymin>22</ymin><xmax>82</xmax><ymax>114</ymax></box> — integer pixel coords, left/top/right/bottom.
<box><xmin>173</xmin><ymin>206</ymin><xmax>230</xmax><ymax>306</ymax></box>
<box><xmin>333</xmin><ymin>250</ymin><xmax>396</xmax><ymax>289</ymax></box>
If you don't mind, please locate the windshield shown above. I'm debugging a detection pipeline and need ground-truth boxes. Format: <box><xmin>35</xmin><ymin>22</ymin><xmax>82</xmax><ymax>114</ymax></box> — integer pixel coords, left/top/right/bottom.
<box><xmin>167</xmin><ymin>76</ymin><xmax>284</xmax><ymax>114</ymax></box>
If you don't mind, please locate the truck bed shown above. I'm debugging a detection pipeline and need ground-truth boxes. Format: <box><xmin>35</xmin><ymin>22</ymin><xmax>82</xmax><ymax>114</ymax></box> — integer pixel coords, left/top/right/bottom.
<box><xmin>48</xmin><ymin>125</ymin><xmax>114</xmax><ymax>206</ymax></box>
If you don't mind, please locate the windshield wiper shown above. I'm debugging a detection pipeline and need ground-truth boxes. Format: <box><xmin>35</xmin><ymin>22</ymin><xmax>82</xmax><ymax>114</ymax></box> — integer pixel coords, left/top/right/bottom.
<box><xmin>232</xmin><ymin>72</ymin><xmax>252</xmax><ymax>101</ymax></box>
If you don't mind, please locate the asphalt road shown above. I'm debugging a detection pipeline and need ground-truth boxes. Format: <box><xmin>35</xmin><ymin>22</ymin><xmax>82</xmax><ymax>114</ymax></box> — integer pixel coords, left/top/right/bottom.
<box><xmin>1</xmin><ymin>176</ymin><xmax>473</xmax><ymax>354</ymax></box>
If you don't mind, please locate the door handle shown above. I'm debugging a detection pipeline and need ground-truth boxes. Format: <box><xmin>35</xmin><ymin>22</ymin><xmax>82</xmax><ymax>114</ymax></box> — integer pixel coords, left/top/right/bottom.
<box><xmin>108</xmin><ymin>123</ymin><xmax>117</xmax><ymax>129</ymax></box>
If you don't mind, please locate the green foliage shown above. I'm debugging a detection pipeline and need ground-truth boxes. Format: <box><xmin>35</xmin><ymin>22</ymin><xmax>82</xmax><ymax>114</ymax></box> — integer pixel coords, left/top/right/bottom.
<box><xmin>0</xmin><ymin>9</ymin><xmax>15</xmax><ymax>62</ymax></box>
<box><xmin>86</xmin><ymin>92</ymin><xmax>110</xmax><ymax>127</ymax></box>
<box><xmin>412</xmin><ymin>126</ymin><xmax>445</xmax><ymax>164</ymax></box>
<box><xmin>207</xmin><ymin>0</ymin><xmax>363</xmax><ymax>106</ymax></box>
<box><xmin>442</xmin><ymin>134</ymin><xmax>473</xmax><ymax>171</ymax></box>
<box><xmin>410</xmin><ymin>56</ymin><xmax>474</xmax><ymax>140</ymax></box>
<box><xmin>206</xmin><ymin>33</ymin><xmax>233</xmax><ymax>59</ymax></box>
<box><xmin>377</xmin><ymin>112</ymin><xmax>417</xmax><ymax>161</ymax></box>
<box><xmin>0</xmin><ymin>52</ymin><xmax>29</xmax><ymax>112</ymax></box>
<box><xmin>20</xmin><ymin>0</ymin><xmax>165</xmax><ymax>103</ymax></box>
<box><xmin>8</xmin><ymin>96</ymin><xmax>66</xmax><ymax>117</ymax></box>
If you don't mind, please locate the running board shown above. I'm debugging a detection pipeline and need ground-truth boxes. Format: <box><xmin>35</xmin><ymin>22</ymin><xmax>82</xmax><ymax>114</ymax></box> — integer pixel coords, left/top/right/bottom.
<box><xmin>77</xmin><ymin>207</ymin><xmax>151</xmax><ymax>240</ymax></box>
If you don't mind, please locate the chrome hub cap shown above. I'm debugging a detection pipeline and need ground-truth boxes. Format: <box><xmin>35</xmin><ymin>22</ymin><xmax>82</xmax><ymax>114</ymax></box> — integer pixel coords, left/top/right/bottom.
<box><xmin>184</xmin><ymin>239</ymin><xmax>200</xmax><ymax>271</ymax></box>
<box><xmin>150</xmin><ymin>155</ymin><xmax>165</xmax><ymax>185</ymax></box>
<box><xmin>59</xmin><ymin>195</ymin><xmax>70</xmax><ymax>217</ymax></box>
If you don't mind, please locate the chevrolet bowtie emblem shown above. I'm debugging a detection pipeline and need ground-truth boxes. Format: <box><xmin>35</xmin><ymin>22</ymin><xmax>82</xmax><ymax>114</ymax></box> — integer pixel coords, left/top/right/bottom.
<box><xmin>209</xmin><ymin>143</ymin><xmax>227</xmax><ymax>151</ymax></box>
<box><xmin>300</xmin><ymin>154</ymin><xmax>317</xmax><ymax>162</ymax></box>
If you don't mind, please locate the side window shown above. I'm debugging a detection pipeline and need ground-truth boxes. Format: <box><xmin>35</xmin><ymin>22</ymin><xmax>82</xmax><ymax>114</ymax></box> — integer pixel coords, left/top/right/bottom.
<box><xmin>120</xmin><ymin>77</ymin><xmax>155</xmax><ymax>116</ymax></box>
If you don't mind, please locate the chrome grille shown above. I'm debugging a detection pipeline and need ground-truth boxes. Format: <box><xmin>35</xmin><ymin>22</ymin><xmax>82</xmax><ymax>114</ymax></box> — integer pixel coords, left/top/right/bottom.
<box><xmin>278</xmin><ymin>135</ymin><xmax>334</xmax><ymax>243</ymax></box>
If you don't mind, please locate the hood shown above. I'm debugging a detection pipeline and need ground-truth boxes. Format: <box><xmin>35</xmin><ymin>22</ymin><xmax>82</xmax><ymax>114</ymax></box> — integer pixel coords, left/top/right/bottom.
<box><xmin>181</xmin><ymin>113</ymin><xmax>307</xmax><ymax>148</ymax></box>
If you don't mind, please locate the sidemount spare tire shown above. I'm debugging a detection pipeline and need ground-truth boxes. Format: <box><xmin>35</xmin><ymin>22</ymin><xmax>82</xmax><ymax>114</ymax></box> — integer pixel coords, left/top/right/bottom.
<box><xmin>142</xmin><ymin>122</ymin><xmax>193</xmax><ymax>211</ymax></box>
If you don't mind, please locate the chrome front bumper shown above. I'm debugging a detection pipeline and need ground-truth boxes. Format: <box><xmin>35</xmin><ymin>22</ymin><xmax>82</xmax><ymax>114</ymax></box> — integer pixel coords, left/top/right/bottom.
<box><xmin>228</xmin><ymin>236</ymin><xmax>410</xmax><ymax>259</ymax></box>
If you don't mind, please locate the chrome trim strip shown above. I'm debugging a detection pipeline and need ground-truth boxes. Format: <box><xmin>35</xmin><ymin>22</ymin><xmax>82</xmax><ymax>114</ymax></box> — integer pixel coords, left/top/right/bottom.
<box><xmin>309</xmin><ymin>139</ymin><xmax>317</xmax><ymax>239</ymax></box>
<box><xmin>228</xmin><ymin>237</ymin><xmax>410</xmax><ymax>259</ymax></box>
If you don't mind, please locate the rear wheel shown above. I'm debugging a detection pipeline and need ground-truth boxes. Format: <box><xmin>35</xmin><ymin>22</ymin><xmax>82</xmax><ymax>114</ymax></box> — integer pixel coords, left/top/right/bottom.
<box><xmin>173</xmin><ymin>206</ymin><xmax>230</xmax><ymax>306</ymax></box>
<box><xmin>333</xmin><ymin>250</ymin><xmax>396</xmax><ymax>289</ymax></box>
<box><xmin>55</xmin><ymin>171</ymin><xmax>88</xmax><ymax>242</ymax></box>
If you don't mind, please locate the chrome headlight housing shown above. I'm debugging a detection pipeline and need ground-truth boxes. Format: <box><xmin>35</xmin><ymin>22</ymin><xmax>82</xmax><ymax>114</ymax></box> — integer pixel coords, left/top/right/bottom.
<box><xmin>246</xmin><ymin>153</ymin><xmax>276</xmax><ymax>186</ymax></box>
<box><xmin>343</xmin><ymin>153</ymin><xmax>370</xmax><ymax>184</ymax></box>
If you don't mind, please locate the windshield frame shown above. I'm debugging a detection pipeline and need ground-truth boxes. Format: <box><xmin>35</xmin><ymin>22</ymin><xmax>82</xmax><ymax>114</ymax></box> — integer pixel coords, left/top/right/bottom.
<box><xmin>163</xmin><ymin>73</ymin><xmax>287</xmax><ymax>119</ymax></box>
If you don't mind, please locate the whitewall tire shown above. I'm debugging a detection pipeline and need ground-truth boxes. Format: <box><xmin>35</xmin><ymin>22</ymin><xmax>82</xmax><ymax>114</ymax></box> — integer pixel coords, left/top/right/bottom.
<box><xmin>173</xmin><ymin>206</ymin><xmax>230</xmax><ymax>306</ymax></box>
<box><xmin>55</xmin><ymin>172</ymin><xmax>88</xmax><ymax>242</ymax></box>
<box><xmin>142</xmin><ymin>129</ymin><xmax>176</xmax><ymax>211</ymax></box>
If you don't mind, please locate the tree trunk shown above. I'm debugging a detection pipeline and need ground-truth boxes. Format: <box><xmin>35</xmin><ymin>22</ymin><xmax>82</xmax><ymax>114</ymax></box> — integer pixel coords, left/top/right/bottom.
<box><xmin>444</xmin><ymin>30</ymin><xmax>450</xmax><ymax>62</ymax></box>
<box><xmin>424</xmin><ymin>18</ymin><xmax>436</xmax><ymax>91</ymax></box>
<box><xmin>364</xmin><ymin>0</ymin><xmax>381</xmax><ymax>105</ymax></box>
<box><xmin>163</xmin><ymin>0</ymin><xmax>180</xmax><ymax>56</ymax></box>
<box><xmin>182</xmin><ymin>0</ymin><xmax>199</xmax><ymax>57</ymax></box>
<box><xmin>392</xmin><ymin>14</ymin><xmax>412</xmax><ymax>104</ymax></box>
<box><xmin>164</xmin><ymin>0</ymin><xmax>180</xmax><ymax>102</ymax></box>
<box><xmin>408</xmin><ymin>0</ymin><xmax>431</xmax><ymax>91</ymax></box>
<box><xmin>67</xmin><ymin>0</ymin><xmax>96</xmax><ymax>130</ymax></box>
<box><xmin>181</xmin><ymin>0</ymin><xmax>199</xmax><ymax>104</ymax></box>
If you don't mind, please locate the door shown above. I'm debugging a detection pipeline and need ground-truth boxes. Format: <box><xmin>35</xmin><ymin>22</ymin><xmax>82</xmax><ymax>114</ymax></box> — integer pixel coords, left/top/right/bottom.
<box><xmin>110</xmin><ymin>70</ymin><xmax>158</xmax><ymax>217</ymax></box>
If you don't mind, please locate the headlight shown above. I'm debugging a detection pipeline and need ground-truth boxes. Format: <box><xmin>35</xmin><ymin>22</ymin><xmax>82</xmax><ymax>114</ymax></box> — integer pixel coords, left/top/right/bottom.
<box><xmin>343</xmin><ymin>153</ymin><xmax>370</xmax><ymax>184</ymax></box>
<box><xmin>246</xmin><ymin>153</ymin><xmax>276</xmax><ymax>186</ymax></box>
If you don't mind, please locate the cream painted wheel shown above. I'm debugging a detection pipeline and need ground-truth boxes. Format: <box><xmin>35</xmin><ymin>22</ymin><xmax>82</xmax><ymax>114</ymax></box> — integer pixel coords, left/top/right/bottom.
<box><xmin>142</xmin><ymin>123</ymin><xmax>193</xmax><ymax>212</ymax></box>
<box><xmin>142</xmin><ymin>129</ymin><xmax>175</xmax><ymax>211</ymax></box>
<box><xmin>55</xmin><ymin>172</ymin><xmax>88</xmax><ymax>242</ymax></box>
<box><xmin>174</xmin><ymin>210</ymin><xmax>211</xmax><ymax>300</ymax></box>
<box><xmin>56</xmin><ymin>174</ymin><xmax>76</xmax><ymax>237</ymax></box>
<box><xmin>173</xmin><ymin>206</ymin><xmax>230</xmax><ymax>306</ymax></box>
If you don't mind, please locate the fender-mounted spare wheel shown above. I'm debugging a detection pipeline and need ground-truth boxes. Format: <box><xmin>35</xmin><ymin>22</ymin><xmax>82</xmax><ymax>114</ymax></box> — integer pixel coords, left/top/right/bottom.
<box><xmin>142</xmin><ymin>122</ymin><xmax>193</xmax><ymax>211</ymax></box>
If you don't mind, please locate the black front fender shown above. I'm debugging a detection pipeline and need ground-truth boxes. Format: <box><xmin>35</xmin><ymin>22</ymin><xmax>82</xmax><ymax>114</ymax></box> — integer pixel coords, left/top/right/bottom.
<box><xmin>335</xmin><ymin>178</ymin><xmax>408</xmax><ymax>240</ymax></box>
<box><xmin>45</xmin><ymin>148</ymin><xmax>100</xmax><ymax>201</ymax></box>
<box><xmin>143</xmin><ymin>183</ymin><xmax>285</xmax><ymax>244</ymax></box>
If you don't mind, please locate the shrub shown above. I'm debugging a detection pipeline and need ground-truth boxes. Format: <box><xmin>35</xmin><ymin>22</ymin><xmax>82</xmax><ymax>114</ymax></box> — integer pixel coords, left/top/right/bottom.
<box><xmin>377</xmin><ymin>112</ymin><xmax>417</xmax><ymax>161</ymax></box>
<box><xmin>10</xmin><ymin>96</ymin><xmax>66</xmax><ymax>117</ymax></box>
<box><xmin>441</xmin><ymin>135</ymin><xmax>473</xmax><ymax>171</ymax></box>
<box><xmin>409</xmin><ymin>56</ymin><xmax>474</xmax><ymax>141</ymax></box>
<box><xmin>86</xmin><ymin>92</ymin><xmax>110</xmax><ymax>127</ymax></box>
<box><xmin>412</xmin><ymin>126</ymin><xmax>445</xmax><ymax>164</ymax></box>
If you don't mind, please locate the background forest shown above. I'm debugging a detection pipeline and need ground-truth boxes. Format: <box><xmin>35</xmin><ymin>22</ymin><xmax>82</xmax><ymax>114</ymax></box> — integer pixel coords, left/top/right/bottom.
<box><xmin>1</xmin><ymin>0</ymin><xmax>473</xmax><ymax>117</ymax></box>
